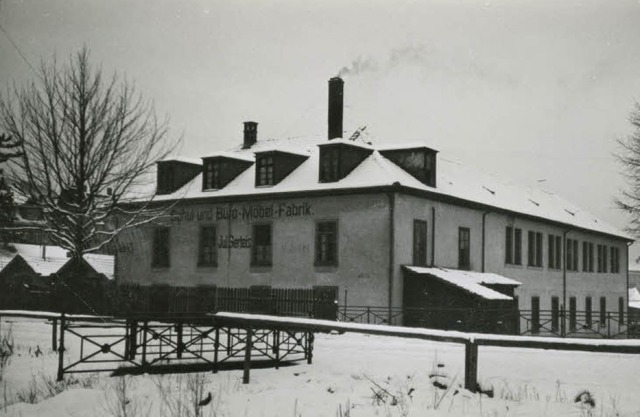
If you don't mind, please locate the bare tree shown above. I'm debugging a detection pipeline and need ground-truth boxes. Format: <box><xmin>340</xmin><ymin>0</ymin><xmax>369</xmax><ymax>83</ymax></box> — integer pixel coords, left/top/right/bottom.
<box><xmin>617</xmin><ymin>101</ymin><xmax>640</xmax><ymax>236</ymax></box>
<box><xmin>0</xmin><ymin>133</ymin><xmax>21</xmax><ymax>163</ymax></box>
<box><xmin>0</xmin><ymin>47</ymin><xmax>175</xmax><ymax>259</ymax></box>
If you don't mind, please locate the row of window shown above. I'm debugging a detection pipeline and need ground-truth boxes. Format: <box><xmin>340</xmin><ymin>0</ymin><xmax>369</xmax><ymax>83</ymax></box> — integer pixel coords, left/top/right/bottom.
<box><xmin>203</xmin><ymin>149</ymin><xmax>340</xmax><ymax>190</ymax></box>
<box><xmin>529</xmin><ymin>295</ymin><xmax>625</xmax><ymax>334</ymax></box>
<box><xmin>151</xmin><ymin>221</ymin><xmax>339</xmax><ymax>268</ymax></box>
<box><xmin>505</xmin><ymin>227</ymin><xmax>621</xmax><ymax>273</ymax></box>
<box><xmin>153</xmin><ymin>221</ymin><xmax>622</xmax><ymax>274</ymax></box>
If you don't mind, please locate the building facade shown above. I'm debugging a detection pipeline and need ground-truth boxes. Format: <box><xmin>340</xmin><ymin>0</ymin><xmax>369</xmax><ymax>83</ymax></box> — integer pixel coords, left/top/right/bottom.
<box><xmin>116</xmin><ymin>77</ymin><xmax>633</xmax><ymax>335</ymax></box>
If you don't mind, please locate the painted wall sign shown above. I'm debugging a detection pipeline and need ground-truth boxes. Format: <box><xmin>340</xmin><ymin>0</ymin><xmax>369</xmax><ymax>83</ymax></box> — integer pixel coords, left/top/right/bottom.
<box><xmin>171</xmin><ymin>202</ymin><xmax>313</xmax><ymax>223</ymax></box>
<box><xmin>218</xmin><ymin>235</ymin><xmax>251</xmax><ymax>249</ymax></box>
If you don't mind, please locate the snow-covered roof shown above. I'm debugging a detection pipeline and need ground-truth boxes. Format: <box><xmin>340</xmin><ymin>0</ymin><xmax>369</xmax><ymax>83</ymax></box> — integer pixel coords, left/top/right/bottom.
<box><xmin>404</xmin><ymin>266</ymin><xmax>520</xmax><ymax>301</ymax></box>
<box><xmin>84</xmin><ymin>254</ymin><xmax>115</xmax><ymax>280</ymax></box>
<box><xmin>376</xmin><ymin>142</ymin><xmax>437</xmax><ymax>152</ymax></box>
<box><xmin>200</xmin><ymin>151</ymin><xmax>255</xmax><ymax>162</ymax></box>
<box><xmin>159</xmin><ymin>156</ymin><xmax>202</xmax><ymax>165</ymax></box>
<box><xmin>317</xmin><ymin>137</ymin><xmax>374</xmax><ymax>150</ymax></box>
<box><xmin>139</xmin><ymin>134</ymin><xmax>631</xmax><ymax>241</ymax></box>
<box><xmin>0</xmin><ymin>243</ymin><xmax>114</xmax><ymax>280</ymax></box>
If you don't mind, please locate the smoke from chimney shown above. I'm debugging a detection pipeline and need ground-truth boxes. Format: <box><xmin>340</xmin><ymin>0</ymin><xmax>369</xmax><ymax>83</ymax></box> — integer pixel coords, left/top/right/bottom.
<box><xmin>243</xmin><ymin>121</ymin><xmax>258</xmax><ymax>149</ymax></box>
<box><xmin>337</xmin><ymin>56</ymin><xmax>378</xmax><ymax>78</ymax></box>
<box><xmin>328</xmin><ymin>77</ymin><xmax>344</xmax><ymax>140</ymax></box>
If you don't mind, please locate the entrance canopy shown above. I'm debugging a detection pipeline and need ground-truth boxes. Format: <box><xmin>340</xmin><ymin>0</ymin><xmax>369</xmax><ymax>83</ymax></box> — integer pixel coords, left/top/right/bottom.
<box><xmin>403</xmin><ymin>266</ymin><xmax>521</xmax><ymax>301</ymax></box>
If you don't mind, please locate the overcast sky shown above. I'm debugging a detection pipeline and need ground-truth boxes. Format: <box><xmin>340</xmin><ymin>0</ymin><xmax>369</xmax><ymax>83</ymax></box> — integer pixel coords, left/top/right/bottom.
<box><xmin>2</xmin><ymin>0</ymin><xmax>640</xmax><ymax>257</ymax></box>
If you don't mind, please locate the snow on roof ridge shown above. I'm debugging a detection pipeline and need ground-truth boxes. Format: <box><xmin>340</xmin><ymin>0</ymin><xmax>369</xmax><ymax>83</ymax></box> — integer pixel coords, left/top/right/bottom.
<box><xmin>160</xmin><ymin>156</ymin><xmax>202</xmax><ymax>165</ymax></box>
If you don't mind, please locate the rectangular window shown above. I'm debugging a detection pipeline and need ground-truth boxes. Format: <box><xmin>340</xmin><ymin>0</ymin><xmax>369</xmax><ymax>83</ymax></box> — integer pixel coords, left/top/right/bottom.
<box><xmin>256</xmin><ymin>156</ymin><xmax>274</xmax><ymax>186</ymax></box>
<box><xmin>569</xmin><ymin>297</ymin><xmax>577</xmax><ymax>332</ymax></box>
<box><xmin>458</xmin><ymin>227</ymin><xmax>470</xmax><ymax>270</ymax></box>
<box><xmin>514</xmin><ymin>228</ymin><xmax>522</xmax><ymax>265</ymax></box>
<box><xmin>251</xmin><ymin>224</ymin><xmax>272</xmax><ymax>266</ymax></box>
<box><xmin>506</xmin><ymin>226</ymin><xmax>512</xmax><ymax>264</ymax></box>
<box><xmin>203</xmin><ymin>160</ymin><xmax>222</xmax><ymax>190</ymax></box>
<box><xmin>551</xmin><ymin>296</ymin><xmax>560</xmax><ymax>333</ymax></box>
<box><xmin>619</xmin><ymin>296</ymin><xmax>625</xmax><ymax>325</ymax></box>
<box><xmin>600</xmin><ymin>297</ymin><xmax>607</xmax><ymax>327</ymax></box>
<box><xmin>152</xmin><ymin>227</ymin><xmax>170</xmax><ymax>268</ymax></box>
<box><xmin>531</xmin><ymin>296</ymin><xmax>540</xmax><ymax>335</ymax></box>
<box><xmin>528</xmin><ymin>231</ymin><xmax>543</xmax><ymax>267</ymax></box>
<box><xmin>610</xmin><ymin>247</ymin><xmax>620</xmax><ymax>273</ymax></box>
<box><xmin>505</xmin><ymin>226</ymin><xmax>522</xmax><ymax>265</ymax></box>
<box><xmin>320</xmin><ymin>148</ymin><xmax>340</xmax><ymax>182</ymax></box>
<box><xmin>413</xmin><ymin>220</ymin><xmax>428</xmax><ymax>266</ymax></box>
<box><xmin>597</xmin><ymin>244</ymin><xmax>609</xmax><ymax>273</ymax></box>
<box><xmin>597</xmin><ymin>245</ymin><xmax>603</xmax><ymax>272</ymax></box>
<box><xmin>566</xmin><ymin>238</ymin><xmax>579</xmax><ymax>271</ymax></box>
<box><xmin>582</xmin><ymin>241</ymin><xmax>594</xmax><ymax>272</ymax></box>
<box><xmin>316</xmin><ymin>221</ymin><xmax>338</xmax><ymax>266</ymax></box>
<box><xmin>198</xmin><ymin>226</ymin><xmax>217</xmax><ymax>267</ymax></box>
<box><xmin>585</xmin><ymin>296</ymin><xmax>592</xmax><ymax>328</ymax></box>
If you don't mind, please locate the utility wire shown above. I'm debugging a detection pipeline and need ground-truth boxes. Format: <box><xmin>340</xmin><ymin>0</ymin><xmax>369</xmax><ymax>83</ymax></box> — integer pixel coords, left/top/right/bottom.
<box><xmin>0</xmin><ymin>20</ymin><xmax>38</xmax><ymax>77</ymax></box>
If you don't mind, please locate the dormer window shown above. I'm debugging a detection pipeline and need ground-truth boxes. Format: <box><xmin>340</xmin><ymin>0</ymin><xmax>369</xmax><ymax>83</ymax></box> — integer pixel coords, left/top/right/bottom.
<box><xmin>158</xmin><ymin>167</ymin><xmax>174</xmax><ymax>193</ymax></box>
<box><xmin>156</xmin><ymin>159</ymin><xmax>202</xmax><ymax>195</ymax></box>
<box><xmin>320</xmin><ymin>147</ymin><xmax>340</xmax><ymax>182</ymax></box>
<box><xmin>379</xmin><ymin>146</ymin><xmax>438</xmax><ymax>188</ymax></box>
<box><xmin>253</xmin><ymin>150</ymin><xmax>308</xmax><ymax>187</ymax></box>
<box><xmin>317</xmin><ymin>140</ymin><xmax>373</xmax><ymax>183</ymax></box>
<box><xmin>256</xmin><ymin>156</ymin><xmax>274</xmax><ymax>186</ymax></box>
<box><xmin>203</xmin><ymin>159</ymin><xmax>223</xmax><ymax>190</ymax></box>
<box><xmin>201</xmin><ymin>154</ymin><xmax>254</xmax><ymax>191</ymax></box>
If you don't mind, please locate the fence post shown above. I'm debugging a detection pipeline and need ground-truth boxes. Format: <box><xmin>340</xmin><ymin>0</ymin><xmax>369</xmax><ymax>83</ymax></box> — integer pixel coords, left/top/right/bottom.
<box><xmin>464</xmin><ymin>340</ymin><xmax>478</xmax><ymax>392</ymax></box>
<box><xmin>213</xmin><ymin>326</ymin><xmax>220</xmax><ymax>373</ymax></box>
<box><xmin>367</xmin><ymin>307</ymin><xmax>371</xmax><ymax>324</ymax></box>
<box><xmin>560</xmin><ymin>305</ymin><xmax>566</xmax><ymax>337</ymax></box>
<box><xmin>274</xmin><ymin>330</ymin><xmax>280</xmax><ymax>369</ymax></box>
<box><xmin>343</xmin><ymin>289</ymin><xmax>348</xmax><ymax>320</ymax></box>
<box><xmin>243</xmin><ymin>327</ymin><xmax>253</xmax><ymax>384</ymax></box>
<box><xmin>141</xmin><ymin>321</ymin><xmax>148</xmax><ymax>367</ymax></box>
<box><xmin>176</xmin><ymin>322</ymin><xmax>183</xmax><ymax>359</ymax></box>
<box><xmin>607</xmin><ymin>312</ymin><xmax>611</xmax><ymax>338</ymax></box>
<box><xmin>51</xmin><ymin>318</ymin><xmax>58</xmax><ymax>351</ymax></box>
<box><xmin>56</xmin><ymin>313</ymin><xmax>66</xmax><ymax>381</ymax></box>
<box><xmin>306</xmin><ymin>332</ymin><xmax>314</xmax><ymax>365</ymax></box>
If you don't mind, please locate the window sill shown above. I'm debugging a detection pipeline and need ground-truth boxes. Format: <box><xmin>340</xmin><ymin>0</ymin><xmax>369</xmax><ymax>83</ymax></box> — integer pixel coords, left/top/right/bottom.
<box><xmin>250</xmin><ymin>265</ymin><xmax>272</xmax><ymax>273</ymax></box>
<box><xmin>314</xmin><ymin>264</ymin><xmax>338</xmax><ymax>272</ymax></box>
<box><xmin>151</xmin><ymin>266</ymin><xmax>170</xmax><ymax>270</ymax></box>
<box><xmin>504</xmin><ymin>263</ymin><xmax>523</xmax><ymax>268</ymax></box>
<box><xmin>197</xmin><ymin>264</ymin><xmax>218</xmax><ymax>269</ymax></box>
<box><xmin>526</xmin><ymin>265</ymin><xmax>543</xmax><ymax>270</ymax></box>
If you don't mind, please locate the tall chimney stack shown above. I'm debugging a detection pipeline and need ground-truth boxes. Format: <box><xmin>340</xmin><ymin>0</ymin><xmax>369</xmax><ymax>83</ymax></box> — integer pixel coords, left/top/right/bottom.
<box><xmin>328</xmin><ymin>77</ymin><xmax>344</xmax><ymax>140</ymax></box>
<box><xmin>243</xmin><ymin>121</ymin><xmax>258</xmax><ymax>149</ymax></box>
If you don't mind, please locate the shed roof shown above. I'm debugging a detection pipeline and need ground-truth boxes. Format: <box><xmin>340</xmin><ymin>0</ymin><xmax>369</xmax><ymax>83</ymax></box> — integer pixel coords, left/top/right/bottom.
<box><xmin>404</xmin><ymin>266</ymin><xmax>520</xmax><ymax>301</ymax></box>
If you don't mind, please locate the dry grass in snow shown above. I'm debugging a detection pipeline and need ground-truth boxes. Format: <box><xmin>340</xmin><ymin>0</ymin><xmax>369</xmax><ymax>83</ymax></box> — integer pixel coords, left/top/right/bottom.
<box><xmin>1</xmin><ymin>317</ymin><xmax>639</xmax><ymax>416</ymax></box>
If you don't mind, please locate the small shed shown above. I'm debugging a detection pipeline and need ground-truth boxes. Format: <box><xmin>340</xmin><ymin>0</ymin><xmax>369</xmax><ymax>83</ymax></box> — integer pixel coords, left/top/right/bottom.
<box><xmin>403</xmin><ymin>266</ymin><xmax>520</xmax><ymax>334</ymax></box>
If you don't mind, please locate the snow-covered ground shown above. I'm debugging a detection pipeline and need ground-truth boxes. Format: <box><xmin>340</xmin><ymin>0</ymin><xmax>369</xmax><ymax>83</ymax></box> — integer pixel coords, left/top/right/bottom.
<box><xmin>1</xmin><ymin>316</ymin><xmax>640</xmax><ymax>416</ymax></box>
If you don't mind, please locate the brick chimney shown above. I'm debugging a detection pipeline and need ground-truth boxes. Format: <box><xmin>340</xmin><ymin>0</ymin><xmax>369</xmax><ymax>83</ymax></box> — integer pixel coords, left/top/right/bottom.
<box><xmin>243</xmin><ymin>121</ymin><xmax>258</xmax><ymax>149</ymax></box>
<box><xmin>328</xmin><ymin>77</ymin><xmax>344</xmax><ymax>140</ymax></box>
